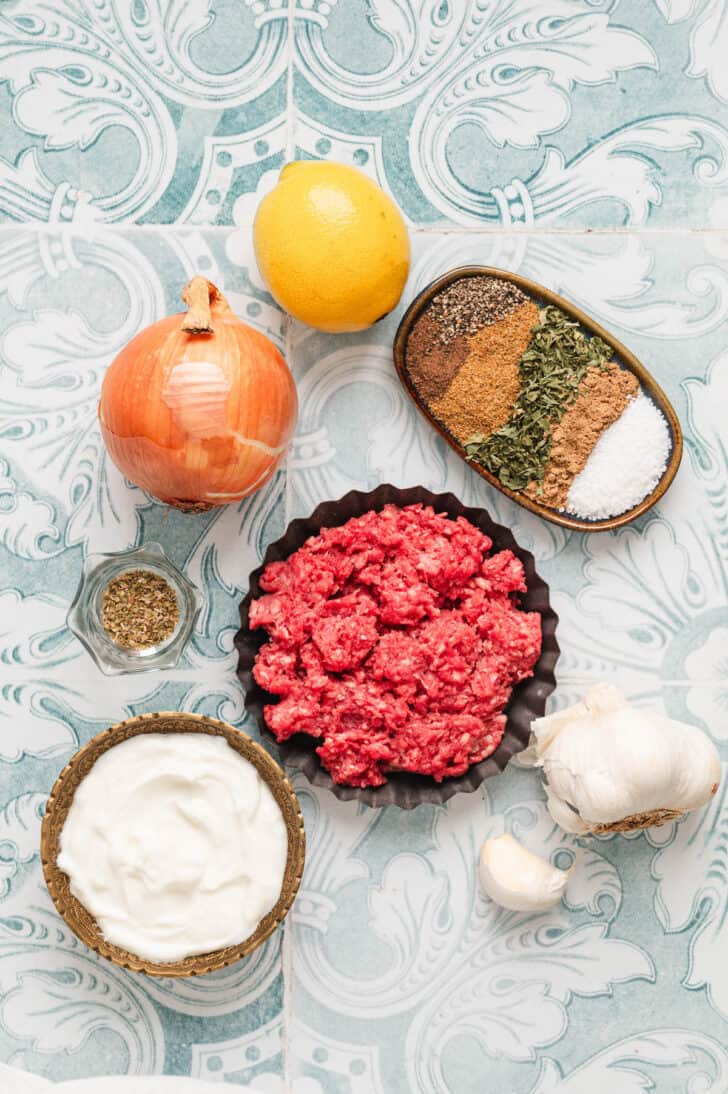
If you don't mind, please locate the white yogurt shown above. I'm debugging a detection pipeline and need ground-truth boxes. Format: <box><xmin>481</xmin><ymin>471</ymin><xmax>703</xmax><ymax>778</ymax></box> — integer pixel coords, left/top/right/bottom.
<box><xmin>57</xmin><ymin>733</ymin><xmax>288</xmax><ymax>963</ymax></box>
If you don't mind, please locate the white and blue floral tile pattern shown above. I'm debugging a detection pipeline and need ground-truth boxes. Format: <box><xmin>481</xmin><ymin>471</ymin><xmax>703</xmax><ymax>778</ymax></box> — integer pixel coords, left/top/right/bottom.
<box><xmin>0</xmin><ymin>1</ymin><xmax>289</xmax><ymax>226</ymax></box>
<box><xmin>285</xmin><ymin>231</ymin><xmax>728</xmax><ymax>1092</ymax></box>
<box><xmin>294</xmin><ymin>0</ymin><xmax>728</xmax><ymax>229</ymax></box>
<box><xmin>3</xmin><ymin>3</ymin><xmax>728</xmax><ymax>229</ymax></box>
<box><xmin>2</xmin><ymin>2</ymin><xmax>728</xmax><ymax>1092</ymax></box>
<box><xmin>0</xmin><ymin>229</ymin><xmax>288</xmax><ymax>1085</ymax></box>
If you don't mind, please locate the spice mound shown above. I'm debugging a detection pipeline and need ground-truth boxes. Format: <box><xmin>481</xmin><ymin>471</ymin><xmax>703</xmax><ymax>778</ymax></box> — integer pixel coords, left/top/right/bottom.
<box><xmin>250</xmin><ymin>504</ymin><xmax>542</xmax><ymax>788</ymax></box>
<box><xmin>56</xmin><ymin>733</ymin><xmax>288</xmax><ymax>963</ymax></box>
<box><xmin>404</xmin><ymin>275</ymin><xmax>673</xmax><ymax>520</ymax></box>
<box><xmin>101</xmin><ymin>569</ymin><xmax>179</xmax><ymax>649</ymax></box>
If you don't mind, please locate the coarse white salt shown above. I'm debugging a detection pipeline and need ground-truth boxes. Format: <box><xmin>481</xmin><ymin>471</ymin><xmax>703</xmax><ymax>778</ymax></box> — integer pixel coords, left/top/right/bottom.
<box><xmin>566</xmin><ymin>391</ymin><xmax>670</xmax><ymax>520</ymax></box>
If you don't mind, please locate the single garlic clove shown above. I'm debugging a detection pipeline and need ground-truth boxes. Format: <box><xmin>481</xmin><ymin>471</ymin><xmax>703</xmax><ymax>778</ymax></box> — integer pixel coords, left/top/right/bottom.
<box><xmin>479</xmin><ymin>833</ymin><xmax>570</xmax><ymax>912</ymax></box>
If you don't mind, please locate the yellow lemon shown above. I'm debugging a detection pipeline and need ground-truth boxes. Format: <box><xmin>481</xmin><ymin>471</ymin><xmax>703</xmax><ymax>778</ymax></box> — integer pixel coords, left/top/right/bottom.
<box><xmin>253</xmin><ymin>161</ymin><xmax>410</xmax><ymax>332</ymax></box>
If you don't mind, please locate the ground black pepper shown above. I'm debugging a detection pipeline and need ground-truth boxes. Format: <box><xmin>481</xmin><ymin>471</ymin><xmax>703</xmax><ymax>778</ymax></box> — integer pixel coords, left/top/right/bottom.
<box><xmin>427</xmin><ymin>276</ymin><xmax>529</xmax><ymax>346</ymax></box>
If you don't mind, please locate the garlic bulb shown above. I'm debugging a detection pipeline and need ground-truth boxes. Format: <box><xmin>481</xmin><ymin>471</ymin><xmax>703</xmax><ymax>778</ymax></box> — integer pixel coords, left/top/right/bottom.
<box><xmin>479</xmin><ymin>833</ymin><xmax>570</xmax><ymax>912</ymax></box>
<box><xmin>527</xmin><ymin>683</ymin><xmax>721</xmax><ymax>834</ymax></box>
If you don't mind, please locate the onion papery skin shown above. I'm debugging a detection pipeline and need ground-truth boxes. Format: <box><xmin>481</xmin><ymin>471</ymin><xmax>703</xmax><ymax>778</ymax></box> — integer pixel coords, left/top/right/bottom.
<box><xmin>99</xmin><ymin>308</ymin><xmax>297</xmax><ymax>510</ymax></box>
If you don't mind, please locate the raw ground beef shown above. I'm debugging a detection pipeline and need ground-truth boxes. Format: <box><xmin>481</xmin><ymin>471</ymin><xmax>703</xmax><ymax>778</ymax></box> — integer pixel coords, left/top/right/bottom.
<box><xmin>250</xmin><ymin>504</ymin><xmax>542</xmax><ymax>788</ymax></box>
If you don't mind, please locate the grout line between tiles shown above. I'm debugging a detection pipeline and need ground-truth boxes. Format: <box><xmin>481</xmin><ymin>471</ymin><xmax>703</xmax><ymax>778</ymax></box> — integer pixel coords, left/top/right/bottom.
<box><xmin>281</xmin><ymin>895</ymin><xmax>294</xmax><ymax>1094</ymax></box>
<box><xmin>282</xmin><ymin>0</ymin><xmax>295</xmax><ymax>1059</ymax></box>
<box><xmin>405</xmin><ymin>224</ymin><xmax>728</xmax><ymax>236</ymax></box>
<box><xmin>285</xmin><ymin>0</ymin><xmax>295</xmax><ymax>164</ymax></box>
<box><xmin>0</xmin><ymin>224</ymin><xmax>727</xmax><ymax>236</ymax></box>
<box><xmin>281</xmin><ymin>310</ymin><xmax>295</xmax><ymax>1094</ymax></box>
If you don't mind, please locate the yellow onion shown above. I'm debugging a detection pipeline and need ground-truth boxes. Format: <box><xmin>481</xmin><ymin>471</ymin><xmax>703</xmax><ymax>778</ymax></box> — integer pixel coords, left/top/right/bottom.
<box><xmin>99</xmin><ymin>277</ymin><xmax>297</xmax><ymax>510</ymax></box>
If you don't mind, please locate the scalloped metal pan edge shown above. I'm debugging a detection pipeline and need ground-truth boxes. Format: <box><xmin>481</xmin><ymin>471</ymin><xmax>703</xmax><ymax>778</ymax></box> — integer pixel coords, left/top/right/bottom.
<box><xmin>393</xmin><ymin>265</ymin><xmax>683</xmax><ymax>532</ymax></box>
<box><xmin>235</xmin><ymin>483</ymin><xmax>560</xmax><ymax>809</ymax></box>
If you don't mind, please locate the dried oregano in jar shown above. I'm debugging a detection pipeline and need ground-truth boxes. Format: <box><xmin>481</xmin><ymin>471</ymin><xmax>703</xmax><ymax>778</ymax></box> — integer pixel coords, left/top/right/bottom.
<box><xmin>101</xmin><ymin>569</ymin><xmax>180</xmax><ymax>649</ymax></box>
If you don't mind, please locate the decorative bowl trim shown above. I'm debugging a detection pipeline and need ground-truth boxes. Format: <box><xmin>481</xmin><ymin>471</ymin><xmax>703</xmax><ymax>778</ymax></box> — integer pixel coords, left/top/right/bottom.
<box><xmin>41</xmin><ymin>712</ymin><xmax>306</xmax><ymax>977</ymax></box>
<box><xmin>235</xmin><ymin>483</ymin><xmax>560</xmax><ymax>809</ymax></box>
<box><xmin>393</xmin><ymin>265</ymin><xmax>683</xmax><ymax>532</ymax></box>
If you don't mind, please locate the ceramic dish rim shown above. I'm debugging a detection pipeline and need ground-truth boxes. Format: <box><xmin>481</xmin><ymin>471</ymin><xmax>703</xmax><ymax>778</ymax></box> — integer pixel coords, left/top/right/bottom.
<box><xmin>392</xmin><ymin>264</ymin><xmax>683</xmax><ymax>532</ymax></box>
<box><xmin>41</xmin><ymin>711</ymin><xmax>306</xmax><ymax>977</ymax></box>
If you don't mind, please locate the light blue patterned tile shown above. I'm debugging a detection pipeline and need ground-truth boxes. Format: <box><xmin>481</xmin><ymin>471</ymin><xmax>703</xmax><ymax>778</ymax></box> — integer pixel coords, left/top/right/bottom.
<box><xmin>285</xmin><ymin>228</ymin><xmax>728</xmax><ymax>1092</ymax></box>
<box><xmin>528</xmin><ymin>1035</ymin><xmax>728</xmax><ymax>1094</ymax></box>
<box><xmin>0</xmin><ymin>2</ymin><xmax>289</xmax><ymax>225</ymax></box>
<box><xmin>288</xmin><ymin>706</ymin><xmax>728</xmax><ymax>1093</ymax></box>
<box><xmin>0</xmin><ymin>226</ymin><xmax>287</xmax><ymax>1081</ymax></box>
<box><xmin>3</xmin><ymin>2</ymin><xmax>728</xmax><ymax>1086</ymax></box>
<box><xmin>0</xmin><ymin>226</ymin><xmax>283</xmax><ymax>562</ymax></box>
<box><xmin>293</xmin><ymin>1</ymin><xmax>728</xmax><ymax>228</ymax></box>
<box><xmin>288</xmin><ymin>766</ymin><xmax>667</xmax><ymax>1092</ymax></box>
<box><xmin>4</xmin><ymin>2</ymin><xmax>728</xmax><ymax>230</ymax></box>
<box><xmin>286</xmin><ymin>229</ymin><xmax>728</xmax><ymax>633</ymax></box>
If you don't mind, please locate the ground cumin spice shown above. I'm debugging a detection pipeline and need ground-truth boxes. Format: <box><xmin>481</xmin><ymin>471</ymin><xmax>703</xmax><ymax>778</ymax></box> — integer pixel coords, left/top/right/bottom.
<box><xmin>526</xmin><ymin>362</ymin><xmax>639</xmax><ymax>508</ymax></box>
<box><xmin>405</xmin><ymin>276</ymin><xmax>530</xmax><ymax>403</ymax></box>
<box><xmin>405</xmin><ymin>313</ymin><xmax>469</xmax><ymax>402</ymax></box>
<box><xmin>101</xmin><ymin>569</ymin><xmax>179</xmax><ymax>649</ymax></box>
<box><xmin>465</xmin><ymin>305</ymin><xmax>614</xmax><ymax>492</ymax></box>
<box><xmin>430</xmin><ymin>300</ymin><xmax>539</xmax><ymax>445</ymax></box>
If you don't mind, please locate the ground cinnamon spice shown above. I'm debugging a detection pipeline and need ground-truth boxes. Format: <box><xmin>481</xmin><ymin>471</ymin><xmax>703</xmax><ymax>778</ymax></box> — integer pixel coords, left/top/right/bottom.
<box><xmin>526</xmin><ymin>362</ymin><xmax>639</xmax><ymax>508</ymax></box>
<box><xmin>405</xmin><ymin>313</ymin><xmax>469</xmax><ymax>402</ymax></box>
<box><xmin>405</xmin><ymin>276</ymin><xmax>531</xmax><ymax>403</ymax></box>
<box><xmin>430</xmin><ymin>301</ymin><xmax>539</xmax><ymax>445</ymax></box>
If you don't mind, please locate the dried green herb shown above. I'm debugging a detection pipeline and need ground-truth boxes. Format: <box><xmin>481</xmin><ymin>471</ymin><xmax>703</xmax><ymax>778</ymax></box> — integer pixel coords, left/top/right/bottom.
<box><xmin>465</xmin><ymin>305</ymin><xmax>612</xmax><ymax>491</ymax></box>
<box><xmin>101</xmin><ymin>569</ymin><xmax>179</xmax><ymax>650</ymax></box>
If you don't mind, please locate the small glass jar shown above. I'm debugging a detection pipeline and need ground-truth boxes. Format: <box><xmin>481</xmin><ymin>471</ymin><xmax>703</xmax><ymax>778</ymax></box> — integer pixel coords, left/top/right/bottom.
<box><xmin>67</xmin><ymin>543</ymin><xmax>202</xmax><ymax>675</ymax></box>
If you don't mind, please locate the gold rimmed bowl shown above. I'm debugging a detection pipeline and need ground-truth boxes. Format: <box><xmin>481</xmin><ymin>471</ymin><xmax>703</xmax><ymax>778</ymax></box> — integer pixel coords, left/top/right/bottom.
<box><xmin>41</xmin><ymin>712</ymin><xmax>306</xmax><ymax>977</ymax></box>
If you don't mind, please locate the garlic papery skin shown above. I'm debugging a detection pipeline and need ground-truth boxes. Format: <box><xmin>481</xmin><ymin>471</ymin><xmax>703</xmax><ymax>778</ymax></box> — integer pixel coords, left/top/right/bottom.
<box><xmin>478</xmin><ymin>834</ymin><xmax>570</xmax><ymax>912</ymax></box>
<box><xmin>543</xmin><ymin>786</ymin><xmax>588</xmax><ymax>835</ymax></box>
<box><xmin>531</xmin><ymin>683</ymin><xmax>721</xmax><ymax>834</ymax></box>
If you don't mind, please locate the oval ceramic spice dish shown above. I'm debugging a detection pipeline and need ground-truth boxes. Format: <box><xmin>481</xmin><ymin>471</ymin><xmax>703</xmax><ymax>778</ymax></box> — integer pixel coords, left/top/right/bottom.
<box><xmin>41</xmin><ymin>712</ymin><xmax>306</xmax><ymax>977</ymax></box>
<box><xmin>235</xmin><ymin>483</ymin><xmax>560</xmax><ymax>810</ymax></box>
<box><xmin>393</xmin><ymin>266</ymin><xmax>683</xmax><ymax>532</ymax></box>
